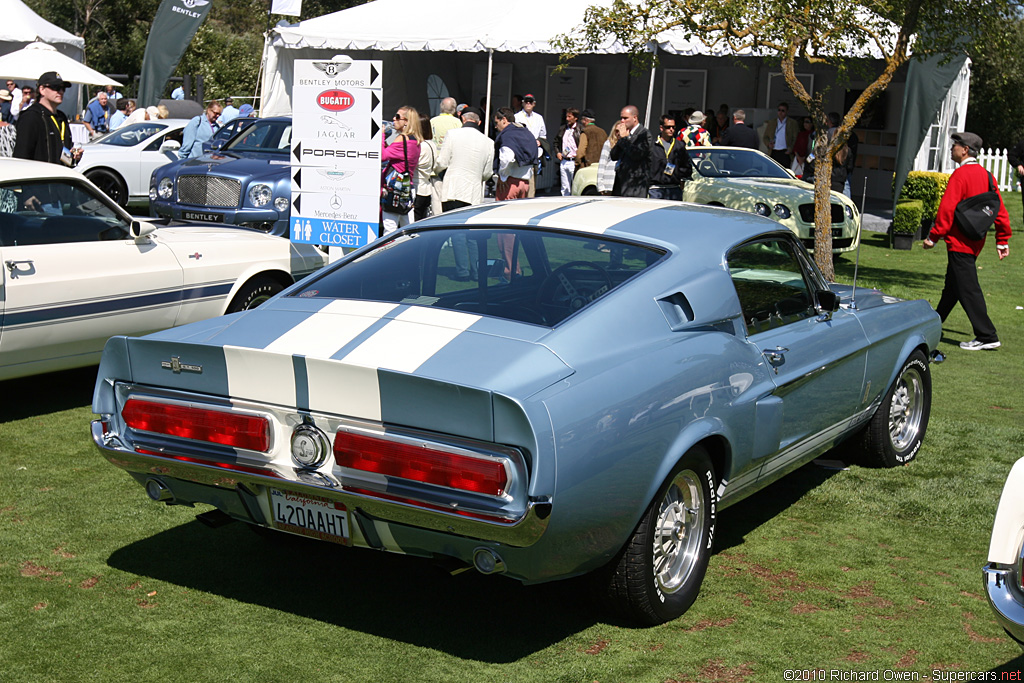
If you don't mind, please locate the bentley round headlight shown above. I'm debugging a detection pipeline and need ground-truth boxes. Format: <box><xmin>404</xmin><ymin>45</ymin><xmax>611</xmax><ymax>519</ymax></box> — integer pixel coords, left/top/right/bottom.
<box><xmin>274</xmin><ymin>196</ymin><xmax>290</xmax><ymax>212</ymax></box>
<box><xmin>157</xmin><ymin>177</ymin><xmax>173</xmax><ymax>199</ymax></box>
<box><xmin>844</xmin><ymin>204</ymin><xmax>855</xmax><ymax>220</ymax></box>
<box><xmin>248</xmin><ymin>184</ymin><xmax>273</xmax><ymax>207</ymax></box>
<box><xmin>754</xmin><ymin>202</ymin><xmax>772</xmax><ymax>217</ymax></box>
<box><xmin>773</xmin><ymin>203</ymin><xmax>792</xmax><ymax>219</ymax></box>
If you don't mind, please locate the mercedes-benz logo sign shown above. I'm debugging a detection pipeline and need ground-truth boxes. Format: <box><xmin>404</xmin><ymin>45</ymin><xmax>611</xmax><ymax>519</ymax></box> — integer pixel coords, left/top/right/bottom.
<box><xmin>290</xmin><ymin>424</ymin><xmax>329</xmax><ymax>468</ymax></box>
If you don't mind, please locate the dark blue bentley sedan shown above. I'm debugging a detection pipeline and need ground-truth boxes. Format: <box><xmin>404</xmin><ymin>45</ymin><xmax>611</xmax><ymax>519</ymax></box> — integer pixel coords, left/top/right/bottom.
<box><xmin>150</xmin><ymin>117</ymin><xmax>292</xmax><ymax>236</ymax></box>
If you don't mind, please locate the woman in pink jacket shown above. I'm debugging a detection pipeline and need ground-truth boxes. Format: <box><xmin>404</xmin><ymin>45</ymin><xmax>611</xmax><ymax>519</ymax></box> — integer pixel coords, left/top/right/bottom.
<box><xmin>381</xmin><ymin>105</ymin><xmax>422</xmax><ymax>235</ymax></box>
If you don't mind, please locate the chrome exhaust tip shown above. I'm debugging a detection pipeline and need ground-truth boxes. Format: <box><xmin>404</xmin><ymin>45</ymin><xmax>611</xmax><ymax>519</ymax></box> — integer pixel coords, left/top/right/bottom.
<box><xmin>473</xmin><ymin>547</ymin><xmax>506</xmax><ymax>575</ymax></box>
<box><xmin>145</xmin><ymin>478</ymin><xmax>174</xmax><ymax>503</ymax></box>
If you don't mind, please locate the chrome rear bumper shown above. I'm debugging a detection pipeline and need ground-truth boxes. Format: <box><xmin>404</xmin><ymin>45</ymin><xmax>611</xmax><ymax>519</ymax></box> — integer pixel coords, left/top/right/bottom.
<box><xmin>92</xmin><ymin>419</ymin><xmax>551</xmax><ymax>550</ymax></box>
<box><xmin>983</xmin><ymin>562</ymin><xmax>1024</xmax><ymax>647</ymax></box>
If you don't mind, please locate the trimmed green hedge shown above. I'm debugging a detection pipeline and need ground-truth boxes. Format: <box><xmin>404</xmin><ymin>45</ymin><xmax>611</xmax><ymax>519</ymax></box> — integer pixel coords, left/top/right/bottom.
<box><xmin>899</xmin><ymin>171</ymin><xmax>950</xmax><ymax>220</ymax></box>
<box><xmin>893</xmin><ymin>199</ymin><xmax>924</xmax><ymax>234</ymax></box>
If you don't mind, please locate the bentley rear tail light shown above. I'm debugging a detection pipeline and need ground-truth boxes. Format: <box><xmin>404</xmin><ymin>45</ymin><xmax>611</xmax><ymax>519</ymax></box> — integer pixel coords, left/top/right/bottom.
<box><xmin>333</xmin><ymin>430</ymin><xmax>509</xmax><ymax>497</ymax></box>
<box><xmin>122</xmin><ymin>399</ymin><xmax>270</xmax><ymax>452</ymax></box>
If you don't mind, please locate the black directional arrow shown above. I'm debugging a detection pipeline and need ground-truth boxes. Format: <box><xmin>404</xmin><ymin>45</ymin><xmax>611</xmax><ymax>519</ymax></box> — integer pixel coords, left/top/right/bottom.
<box><xmin>370</xmin><ymin>119</ymin><xmax>380</xmax><ymax>139</ymax></box>
<box><xmin>292</xmin><ymin>194</ymin><xmax>301</xmax><ymax>214</ymax></box>
<box><xmin>293</xmin><ymin>168</ymin><xmax>302</xmax><ymax>189</ymax></box>
<box><xmin>292</xmin><ymin>142</ymin><xmax>302</xmax><ymax>162</ymax></box>
<box><xmin>371</xmin><ymin>92</ymin><xmax>380</xmax><ymax>111</ymax></box>
<box><xmin>370</xmin><ymin>64</ymin><xmax>379</xmax><ymax>85</ymax></box>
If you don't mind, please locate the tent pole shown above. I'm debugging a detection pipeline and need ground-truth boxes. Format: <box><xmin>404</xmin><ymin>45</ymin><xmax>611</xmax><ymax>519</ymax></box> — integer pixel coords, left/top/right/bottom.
<box><xmin>644</xmin><ymin>41</ymin><xmax>657</xmax><ymax>129</ymax></box>
<box><xmin>255</xmin><ymin>31</ymin><xmax>269</xmax><ymax>116</ymax></box>
<box><xmin>484</xmin><ymin>48</ymin><xmax>494</xmax><ymax>137</ymax></box>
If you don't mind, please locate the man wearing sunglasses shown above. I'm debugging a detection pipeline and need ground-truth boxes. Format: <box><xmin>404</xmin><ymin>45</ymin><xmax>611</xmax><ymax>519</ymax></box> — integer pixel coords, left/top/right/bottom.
<box><xmin>13</xmin><ymin>71</ymin><xmax>81</xmax><ymax>167</ymax></box>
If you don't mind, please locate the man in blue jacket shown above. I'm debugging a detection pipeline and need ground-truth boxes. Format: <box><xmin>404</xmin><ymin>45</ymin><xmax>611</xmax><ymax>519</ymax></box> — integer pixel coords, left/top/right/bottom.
<box><xmin>180</xmin><ymin>100</ymin><xmax>222</xmax><ymax>158</ymax></box>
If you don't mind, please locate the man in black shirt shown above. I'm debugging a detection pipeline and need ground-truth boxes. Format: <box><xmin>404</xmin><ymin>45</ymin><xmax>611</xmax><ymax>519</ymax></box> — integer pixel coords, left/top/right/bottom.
<box><xmin>14</xmin><ymin>71</ymin><xmax>82</xmax><ymax>167</ymax></box>
<box><xmin>718</xmin><ymin>109</ymin><xmax>759</xmax><ymax>149</ymax></box>
<box><xmin>649</xmin><ymin>114</ymin><xmax>692</xmax><ymax>200</ymax></box>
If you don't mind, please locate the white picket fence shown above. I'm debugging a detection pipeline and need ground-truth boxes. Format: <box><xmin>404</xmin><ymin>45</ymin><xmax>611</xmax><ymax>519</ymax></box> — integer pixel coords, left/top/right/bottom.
<box><xmin>978</xmin><ymin>148</ymin><xmax>1022</xmax><ymax>193</ymax></box>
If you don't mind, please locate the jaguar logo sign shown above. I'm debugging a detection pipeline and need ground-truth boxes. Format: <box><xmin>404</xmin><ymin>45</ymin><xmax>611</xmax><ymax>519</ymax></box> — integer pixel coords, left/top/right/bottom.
<box><xmin>318</xmin><ymin>90</ymin><xmax>354</xmax><ymax>112</ymax></box>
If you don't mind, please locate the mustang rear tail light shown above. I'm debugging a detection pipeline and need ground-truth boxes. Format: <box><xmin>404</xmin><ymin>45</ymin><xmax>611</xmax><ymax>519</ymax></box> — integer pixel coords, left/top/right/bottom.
<box><xmin>333</xmin><ymin>431</ymin><xmax>509</xmax><ymax>497</ymax></box>
<box><xmin>122</xmin><ymin>399</ymin><xmax>270</xmax><ymax>452</ymax></box>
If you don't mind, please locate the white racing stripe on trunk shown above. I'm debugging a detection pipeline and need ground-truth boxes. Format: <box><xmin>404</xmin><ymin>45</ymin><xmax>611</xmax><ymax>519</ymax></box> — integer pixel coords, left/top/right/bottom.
<box><xmin>305</xmin><ymin>356</ymin><xmax>382</xmax><ymax>421</ymax></box>
<box><xmin>263</xmin><ymin>300</ymin><xmax>398</xmax><ymax>358</ymax></box>
<box><xmin>224</xmin><ymin>345</ymin><xmax>296</xmax><ymax>405</ymax></box>
<box><xmin>340</xmin><ymin>307</ymin><xmax>481</xmax><ymax>373</ymax></box>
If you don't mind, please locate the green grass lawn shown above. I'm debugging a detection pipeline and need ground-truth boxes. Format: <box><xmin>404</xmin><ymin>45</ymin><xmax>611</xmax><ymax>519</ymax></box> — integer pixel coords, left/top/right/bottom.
<box><xmin>2</xmin><ymin>201</ymin><xmax>1024</xmax><ymax>682</ymax></box>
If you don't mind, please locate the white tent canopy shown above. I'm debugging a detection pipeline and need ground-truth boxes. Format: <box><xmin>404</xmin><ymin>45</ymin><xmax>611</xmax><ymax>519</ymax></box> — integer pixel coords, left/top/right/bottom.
<box><xmin>0</xmin><ymin>0</ymin><xmax>84</xmax><ymax>55</ymax></box>
<box><xmin>259</xmin><ymin>0</ymin><xmax>896</xmax><ymax>116</ymax></box>
<box><xmin>0</xmin><ymin>42</ymin><xmax>119</xmax><ymax>86</ymax></box>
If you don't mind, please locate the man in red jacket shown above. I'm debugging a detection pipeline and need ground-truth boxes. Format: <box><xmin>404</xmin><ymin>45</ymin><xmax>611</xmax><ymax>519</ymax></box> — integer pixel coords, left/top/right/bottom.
<box><xmin>923</xmin><ymin>132</ymin><xmax>1011</xmax><ymax>350</ymax></box>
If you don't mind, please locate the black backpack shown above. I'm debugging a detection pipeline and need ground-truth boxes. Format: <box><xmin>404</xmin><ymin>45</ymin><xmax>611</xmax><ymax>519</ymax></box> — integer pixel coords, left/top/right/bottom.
<box><xmin>954</xmin><ymin>170</ymin><xmax>1000</xmax><ymax>241</ymax></box>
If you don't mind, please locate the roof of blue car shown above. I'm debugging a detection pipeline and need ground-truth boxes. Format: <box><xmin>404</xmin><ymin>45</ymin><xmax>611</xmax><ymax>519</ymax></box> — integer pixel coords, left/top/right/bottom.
<box><xmin>414</xmin><ymin>197</ymin><xmax>782</xmax><ymax>251</ymax></box>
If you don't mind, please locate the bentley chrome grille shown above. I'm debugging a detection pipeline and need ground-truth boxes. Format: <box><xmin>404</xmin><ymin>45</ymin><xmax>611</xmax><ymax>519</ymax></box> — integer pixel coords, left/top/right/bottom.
<box><xmin>798</xmin><ymin>203</ymin><xmax>846</xmax><ymax>224</ymax></box>
<box><xmin>177</xmin><ymin>176</ymin><xmax>241</xmax><ymax>207</ymax></box>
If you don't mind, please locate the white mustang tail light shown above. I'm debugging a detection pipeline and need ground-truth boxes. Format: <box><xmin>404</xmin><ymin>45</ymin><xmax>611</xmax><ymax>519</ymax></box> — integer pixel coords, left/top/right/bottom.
<box><xmin>332</xmin><ymin>430</ymin><xmax>509</xmax><ymax>497</ymax></box>
<box><xmin>122</xmin><ymin>399</ymin><xmax>270</xmax><ymax>452</ymax></box>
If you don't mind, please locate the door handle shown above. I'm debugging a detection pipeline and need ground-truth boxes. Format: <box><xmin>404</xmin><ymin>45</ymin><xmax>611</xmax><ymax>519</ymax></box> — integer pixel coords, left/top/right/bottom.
<box><xmin>5</xmin><ymin>259</ymin><xmax>34</xmax><ymax>276</ymax></box>
<box><xmin>762</xmin><ymin>346</ymin><xmax>788</xmax><ymax>372</ymax></box>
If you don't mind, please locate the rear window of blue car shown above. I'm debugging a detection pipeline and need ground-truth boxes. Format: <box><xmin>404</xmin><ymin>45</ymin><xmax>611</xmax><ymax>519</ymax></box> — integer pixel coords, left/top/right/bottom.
<box><xmin>291</xmin><ymin>227</ymin><xmax>665</xmax><ymax>326</ymax></box>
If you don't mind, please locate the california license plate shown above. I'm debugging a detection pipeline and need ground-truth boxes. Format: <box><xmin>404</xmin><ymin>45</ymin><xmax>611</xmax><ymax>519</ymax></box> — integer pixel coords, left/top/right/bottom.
<box><xmin>268</xmin><ymin>488</ymin><xmax>349</xmax><ymax>545</ymax></box>
<box><xmin>183</xmin><ymin>211</ymin><xmax>224</xmax><ymax>222</ymax></box>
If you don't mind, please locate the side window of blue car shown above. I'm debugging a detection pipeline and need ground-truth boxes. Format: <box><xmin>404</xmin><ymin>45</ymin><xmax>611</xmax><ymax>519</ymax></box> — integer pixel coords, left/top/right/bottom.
<box><xmin>727</xmin><ymin>237</ymin><xmax>815</xmax><ymax>336</ymax></box>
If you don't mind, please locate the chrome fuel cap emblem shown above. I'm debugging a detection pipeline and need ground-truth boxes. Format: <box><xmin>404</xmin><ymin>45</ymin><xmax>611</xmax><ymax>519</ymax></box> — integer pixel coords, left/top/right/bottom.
<box><xmin>290</xmin><ymin>424</ymin><xmax>329</xmax><ymax>468</ymax></box>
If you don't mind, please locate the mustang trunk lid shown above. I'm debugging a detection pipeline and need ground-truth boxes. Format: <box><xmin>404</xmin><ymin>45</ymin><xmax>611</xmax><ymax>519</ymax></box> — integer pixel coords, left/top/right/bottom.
<box><xmin>110</xmin><ymin>299</ymin><xmax>572</xmax><ymax>442</ymax></box>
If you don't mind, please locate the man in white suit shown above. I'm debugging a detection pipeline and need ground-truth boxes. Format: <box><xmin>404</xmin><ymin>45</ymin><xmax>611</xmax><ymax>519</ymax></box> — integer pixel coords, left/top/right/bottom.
<box><xmin>436</xmin><ymin>107</ymin><xmax>494</xmax><ymax>280</ymax></box>
<box><xmin>437</xmin><ymin>108</ymin><xmax>494</xmax><ymax>212</ymax></box>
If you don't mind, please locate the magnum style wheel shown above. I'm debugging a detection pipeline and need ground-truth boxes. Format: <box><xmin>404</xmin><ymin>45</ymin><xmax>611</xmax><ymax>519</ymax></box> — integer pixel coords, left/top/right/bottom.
<box><xmin>602</xmin><ymin>446</ymin><xmax>717</xmax><ymax>625</ymax></box>
<box><xmin>862</xmin><ymin>350</ymin><xmax>931</xmax><ymax>468</ymax></box>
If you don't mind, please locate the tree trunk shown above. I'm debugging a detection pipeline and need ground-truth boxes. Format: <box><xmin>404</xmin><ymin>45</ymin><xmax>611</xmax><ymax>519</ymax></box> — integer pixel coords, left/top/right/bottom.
<box><xmin>812</xmin><ymin>130</ymin><xmax>835</xmax><ymax>281</ymax></box>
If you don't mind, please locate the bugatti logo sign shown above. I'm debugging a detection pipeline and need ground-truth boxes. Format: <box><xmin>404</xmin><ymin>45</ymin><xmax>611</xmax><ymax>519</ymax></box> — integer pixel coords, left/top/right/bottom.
<box><xmin>318</xmin><ymin>90</ymin><xmax>354</xmax><ymax>111</ymax></box>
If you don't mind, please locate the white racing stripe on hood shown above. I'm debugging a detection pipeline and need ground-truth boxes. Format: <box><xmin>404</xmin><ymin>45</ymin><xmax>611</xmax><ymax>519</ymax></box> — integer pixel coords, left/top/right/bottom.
<box><xmin>263</xmin><ymin>300</ymin><xmax>398</xmax><ymax>358</ymax></box>
<box><xmin>339</xmin><ymin>307</ymin><xmax>481</xmax><ymax>373</ymax></box>
<box><xmin>224</xmin><ymin>345</ymin><xmax>296</xmax><ymax>405</ymax></box>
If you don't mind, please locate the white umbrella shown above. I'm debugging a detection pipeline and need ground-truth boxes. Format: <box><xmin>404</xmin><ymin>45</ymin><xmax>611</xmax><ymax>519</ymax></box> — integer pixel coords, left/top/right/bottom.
<box><xmin>0</xmin><ymin>41</ymin><xmax>120</xmax><ymax>86</ymax></box>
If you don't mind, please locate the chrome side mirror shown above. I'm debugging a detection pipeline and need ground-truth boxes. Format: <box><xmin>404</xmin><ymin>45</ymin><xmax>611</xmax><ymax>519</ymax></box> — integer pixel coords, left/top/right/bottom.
<box><xmin>815</xmin><ymin>289</ymin><xmax>840</xmax><ymax>322</ymax></box>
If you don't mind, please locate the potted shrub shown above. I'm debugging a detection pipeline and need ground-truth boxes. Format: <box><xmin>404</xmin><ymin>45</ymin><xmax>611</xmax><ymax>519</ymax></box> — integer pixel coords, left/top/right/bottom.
<box><xmin>892</xmin><ymin>199</ymin><xmax>924</xmax><ymax>250</ymax></box>
<box><xmin>899</xmin><ymin>171</ymin><xmax>949</xmax><ymax>234</ymax></box>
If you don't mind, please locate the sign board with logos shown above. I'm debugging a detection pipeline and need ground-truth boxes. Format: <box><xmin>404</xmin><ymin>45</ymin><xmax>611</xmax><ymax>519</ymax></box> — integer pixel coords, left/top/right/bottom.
<box><xmin>290</xmin><ymin>58</ymin><xmax>383</xmax><ymax>248</ymax></box>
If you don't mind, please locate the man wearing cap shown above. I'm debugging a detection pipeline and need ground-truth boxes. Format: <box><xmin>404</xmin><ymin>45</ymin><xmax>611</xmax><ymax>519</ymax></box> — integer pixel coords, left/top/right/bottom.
<box><xmin>923</xmin><ymin>132</ymin><xmax>1011</xmax><ymax>351</ymax></box>
<box><xmin>221</xmin><ymin>96</ymin><xmax>239</xmax><ymax>124</ymax></box>
<box><xmin>14</xmin><ymin>72</ymin><xmax>81</xmax><ymax>167</ymax></box>
<box><xmin>681</xmin><ymin>110</ymin><xmax>711</xmax><ymax>148</ymax></box>
<box><xmin>514</xmin><ymin>94</ymin><xmax>547</xmax><ymax>197</ymax></box>
<box><xmin>576</xmin><ymin>109</ymin><xmax>607</xmax><ymax>170</ymax></box>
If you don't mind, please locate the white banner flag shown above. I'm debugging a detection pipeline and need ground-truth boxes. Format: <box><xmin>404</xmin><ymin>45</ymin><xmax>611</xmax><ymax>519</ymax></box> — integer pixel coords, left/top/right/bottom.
<box><xmin>271</xmin><ymin>0</ymin><xmax>302</xmax><ymax>16</ymax></box>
